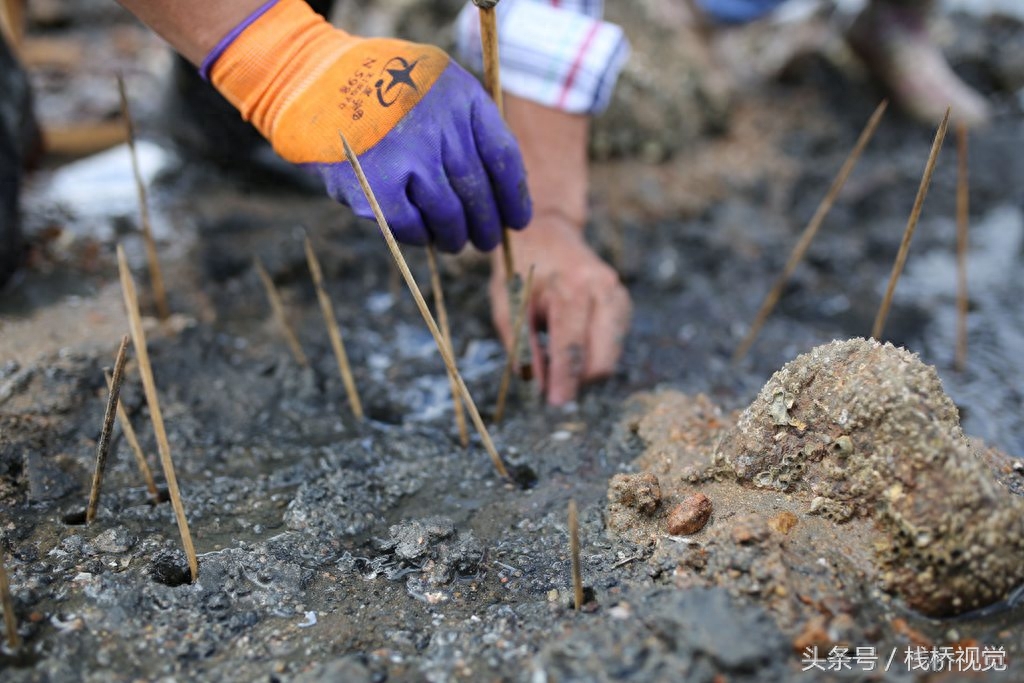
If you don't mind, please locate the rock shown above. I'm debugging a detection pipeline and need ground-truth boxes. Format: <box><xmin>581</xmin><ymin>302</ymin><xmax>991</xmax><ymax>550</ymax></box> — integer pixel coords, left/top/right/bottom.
<box><xmin>608</xmin><ymin>472</ymin><xmax>662</xmax><ymax>515</ymax></box>
<box><xmin>666</xmin><ymin>493</ymin><xmax>712</xmax><ymax>535</ymax></box>
<box><xmin>593</xmin><ymin>1</ymin><xmax>732</xmax><ymax>161</ymax></box>
<box><xmin>24</xmin><ymin>450</ymin><xmax>79</xmax><ymax>502</ymax></box>
<box><xmin>536</xmin><ymin>587</ymin><xmax>788</xmax><ymax>680</ymax></box>
<box><xmin>729</xmin><ymin>515</ymin><xmax>770</xmax><ymax>546</ymax></box>
<box><xmin>92</xmin><ymin>527</ymin><xmax>137</xmax><ymax>554</ymax></box>
<box><xmin>714</xmin><ymin>338</ymin><xmax>1024</xmax><ymax>616</ymax></box>
<box><xmin>767</xmin><ymin>511</ymin><xmax>798</xmax><ymax>535</ymax></box>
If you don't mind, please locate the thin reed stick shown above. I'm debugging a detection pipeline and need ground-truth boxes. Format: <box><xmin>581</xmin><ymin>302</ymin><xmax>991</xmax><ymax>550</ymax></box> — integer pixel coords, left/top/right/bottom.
<box><xmin>733</xmin><ymin>100</ymin><xmax>888</xmax><ymax>362</ymax></box>
<box><xmin>304</xmin><ymin>236</ymin><xmax>363</xmax><ymax>419</ymax></box>
<box><xmin>426</xmin><ymin>245</ymin><xmax>469</xmax><ymax>447</ymax></box>
<box><xmin>86</xmin><ymin>335</ymin><xmax>130</xmax><ymax>523</ymax></box>
<box><xmin>494</xmin><ymin>265</ymin><xmax>535</xmax><ymax>424</ymax></box>
<box><xmin>339</xmin><ymin>132</ymin><xmax>511</xmax><ymax>481</ymax></box>
<box><xmin>872</xmin><ymin>107</ymin><xmax>950</xmax><ymax>340</ymax></box>
<box><xmin>117</xmin><ymin>74</ymin><xmax>170</xmax><ymax>321</ymax></box>
<box><xmin>117</xmin><ymin>246</ymin><xmax>198</xmax><ymax>581</ymax></box>
<box><xmin>955</xmin><ymin>123</ymin><xmax>969</xmax><ymax>372</ymax></box>
<box><xmin>105</xmin><ymin>369</ymin><xmax>161</xmax><ymax>503</ymax></box>
<box><xmin>568</xmin><ymin>499</ymin><xmax>583</xmax><ymax>611</ymax></box>
<box><xmin>475</xmin><ymin>0</ymin><xmax>514</xmax><ymax>280</ymax></box>
<box><xmin>0</xmin><ymin>549</ymin><xmax>19</xmax><ymax>650</ymax></box>
<box><xmin>254</xmin><ymin>257</ymin><xmax>308</xmax><ymax>367</ymax></box>
<box><xmin>0</xmin><ymin>0</ymin><xmax>25</xmax><ymax>50</ymax></box>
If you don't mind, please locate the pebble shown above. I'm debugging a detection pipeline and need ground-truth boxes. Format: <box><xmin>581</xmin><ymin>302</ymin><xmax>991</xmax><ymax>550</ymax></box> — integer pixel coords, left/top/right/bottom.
<box><xmin>666</xmin><ymin>493</ymin><xmax>713</xmax><ymax>535</ymax></box>
<box><xmin>767</xmin><ymin>511</ymin><xmax>798</xmax><ymax>535</ymax></box>
<box><xmin>92</xmin><ymin>528</ymin><xmax>137</xmax><ymax>554</ymax></box>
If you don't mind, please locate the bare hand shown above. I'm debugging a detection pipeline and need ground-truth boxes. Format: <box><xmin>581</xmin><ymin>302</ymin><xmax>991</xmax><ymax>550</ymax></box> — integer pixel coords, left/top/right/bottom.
<box><xmin>490</xmin><ymin>215</ymin><xmax>631</xmax><ymax>405</ymax></box>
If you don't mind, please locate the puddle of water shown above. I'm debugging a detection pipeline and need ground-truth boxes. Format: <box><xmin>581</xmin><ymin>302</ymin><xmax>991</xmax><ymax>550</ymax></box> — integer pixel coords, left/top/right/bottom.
<box><xmin>23</xmin><ymin>140</ymin><xmax>174</xmax><ymax>242</ymax></box>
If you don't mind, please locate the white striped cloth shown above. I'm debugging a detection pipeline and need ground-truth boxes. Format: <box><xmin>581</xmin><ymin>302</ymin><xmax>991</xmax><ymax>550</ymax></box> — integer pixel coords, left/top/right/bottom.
<box><xmin>455</xmin><ymin>0</ymin><xmax>630</xmax><ymax>115</ymax></box>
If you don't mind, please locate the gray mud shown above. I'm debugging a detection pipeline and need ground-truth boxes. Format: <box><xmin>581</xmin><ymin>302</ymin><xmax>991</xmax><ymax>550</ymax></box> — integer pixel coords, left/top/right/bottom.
<box><xmin>2</xmin><ymin>3</ymin><xmax>1024</xmax><ymax>682</ymax></box>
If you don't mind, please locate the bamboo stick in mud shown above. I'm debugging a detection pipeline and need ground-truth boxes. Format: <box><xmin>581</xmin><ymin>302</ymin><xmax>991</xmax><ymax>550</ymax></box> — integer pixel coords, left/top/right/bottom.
<box><xmin>117</xmin><ymin>246</ymin><xmax>199</xmax><ymax>581</ymax></box>
<box><xmin>733</xmin><ymin>100</ymin><xmax>888</xmax><ymax>363</ymax></box>
<box><xmin>568</xmin><ymin>499</ymin><xmax>583</xmax><ymax>611</ymax></box>
<box><xmin>472</xmin><ymin>0</ymin><xmax>532</xmax><ymax>384</ymax></box>
<box><xmin>117</xmin><ymin>74</ymin><xmax>170</xmax><ymax>322</ymax></box>
<box><xmin>105</xmin><ymin>369</ymin><xmax>162</xmax><ymax>504</ymax></box>
<box><xmin>0</xmin><ymin>548</ymin><xmax>19</xmax><ymax>650</ymax></box>
<box><xmin>86</xmin><ymin>335</ymin><xmax>130</xmax><ymax>523</ymax></box>
<box><xmin>426</xmin><ymin>245</ymin><xmax>469</xmax><ymax>447</ymax></box>
<box><xmin>494</xmin><ymin>265</ymin><xmax>535</xmax><ymax>424</ymax></box>
<box><xmin>339</xmin><ymin>131</ymin><xmax>512</xmax><ymax>482</ymax></box>
<box><xmin>304</xmin><ymin>236</ymin><xmax>363</xmax><ymax>420</ymax></box>
<box><xmin>955</xmin><ymin>123</ymin><xmax>969</xmax><ymax>372</ymax></box>
<box><xmin>873</xmin><ymin>108</ymin><xmax>951</xmax><ymax>340</ymax></box>
<box><xmin>254</xmin><ymin>257</ymin><xmax>309</xmax><ymax>367</ymax></box>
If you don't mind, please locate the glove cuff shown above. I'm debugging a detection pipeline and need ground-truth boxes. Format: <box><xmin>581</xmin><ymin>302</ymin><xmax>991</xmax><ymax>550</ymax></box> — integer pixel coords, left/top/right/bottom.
<box><xmin>199</xmin><ymin>0</ymin><xmax>281</xmax><ymax>82</ymax></box>
<box><xmin>205</xmin><ymin>0</ymin><xmax>356</xmax><ymax>143</ymax></box>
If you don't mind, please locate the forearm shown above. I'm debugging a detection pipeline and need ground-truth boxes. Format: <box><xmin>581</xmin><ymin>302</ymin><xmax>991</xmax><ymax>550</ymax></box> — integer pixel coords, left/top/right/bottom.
<box><xmin>116</xmin><ymin>0</ymin><xmax>270</xmax><ymax>64</ymax></box>
<box><xmin>504</xmin><ymin>94</ymin><xmax>589</xmax><ymax>233</ymax></box>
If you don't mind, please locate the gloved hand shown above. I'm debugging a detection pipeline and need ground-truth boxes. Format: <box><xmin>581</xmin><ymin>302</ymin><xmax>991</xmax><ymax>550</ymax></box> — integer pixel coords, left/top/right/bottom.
<box><xmin>203</xmin><ymin>0</ymin><xmax>531</xmax><ymax>252</ymax></box>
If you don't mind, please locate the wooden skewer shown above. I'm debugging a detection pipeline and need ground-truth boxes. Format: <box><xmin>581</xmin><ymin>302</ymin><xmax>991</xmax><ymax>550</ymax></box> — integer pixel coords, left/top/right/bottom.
<box><xmin>254</xmin><ymin>257</ymin><xmax>308</xmax><ymax>367</ymax></box>
<box><xmin>86</xmin><ymin>335</ymin><xmax>131</xmax><ymax>523</ymax></box>
<box><xmin>117</xmin><ymin>246</ymin><xmax>198</xmax><ymax>582</ymax></box>
<box><xmin>954</xmin><ymin>123</ymin><xmax>969</xmax><ymax>372</ymax></box>
<box><xmin>872</xmin><ymin>107</ymin><xmax>951</xmax><ymax>340</ymax></box>
<box><xmin>494</xmin><ymin>264</ymin><xmax>535</xmax><ymax>424</ymax></box>
<box><xmin>473</xmin><ymin>0</ymin><xmax>532</xmax><ymax>385</ymax></box>
<box><xmin>0</xmin><ymin>0</ymin><xmax>25</xmax><ymax>50</ymax></box>
<box><xmin>304</xmin><ymin>236</ymin><xmax>363</xmax><ymax>420</ymax></box>
<box><xmin>105</xmin><ymin>369</ymin><xmax>162</xmax><ymax>504</ymax></box>
<box><xmin>117</xmin><ymin>74</ymin><xmax>170</xmax><ymax>322</ymax></box>
<box><xmin>568</xmin><ymin>499</ymin><xmax>583</xmax><ymax>611</ymax></box>
<box><xmin>473</xmin><ymin>0</ymin><xmax>514</xmax><ymax>276</ymax></box>
<box><xmin>339</xmin><ymin>132</ymin><xmax>511</xmax><ymax>481</ymax></box>
<box><xmin>733</xmin><ymin>100</ymin><xmax>888</xmax><ymax>362</ymax></box>
<box><xmin>0</xmin><ymin>548</ymin><xmax>19</xmax><ymax>650</ymax></box>
<box><xmin>426</xmin><ymin>245</ymin><xmax>469</xmax><ymax>447</ymax></box>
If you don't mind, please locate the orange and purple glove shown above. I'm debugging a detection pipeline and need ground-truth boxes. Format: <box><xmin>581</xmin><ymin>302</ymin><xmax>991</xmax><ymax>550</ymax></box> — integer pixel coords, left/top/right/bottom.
<box><xmin>202</xmin><ymin>0</ymin><xmax>531</xmax><ymax>252</ymax></box>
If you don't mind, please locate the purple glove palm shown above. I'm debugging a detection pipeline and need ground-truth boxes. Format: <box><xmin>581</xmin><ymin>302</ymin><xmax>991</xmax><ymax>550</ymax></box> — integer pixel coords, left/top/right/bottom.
<box><xmin>205</xmin><ymin>0</ymin><xmax>531</xmax><ymax>252</ymax></box>
<box><xmin>311</xmin><ymin>61</ymin><xmax>532</xmax><ymax>252</ymax></box>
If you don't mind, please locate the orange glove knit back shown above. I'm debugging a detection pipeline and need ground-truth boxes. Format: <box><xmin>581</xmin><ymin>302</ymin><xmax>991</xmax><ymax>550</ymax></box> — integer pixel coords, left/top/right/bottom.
<box><xmin>209</xmin><ymin>0</ymin><xmax>449</xmax><ymax>161</ymax></box>
<box><xmin>201</xmin><ymin>0</ymin><xmax>531</xmax><ymax>253</ymax></box>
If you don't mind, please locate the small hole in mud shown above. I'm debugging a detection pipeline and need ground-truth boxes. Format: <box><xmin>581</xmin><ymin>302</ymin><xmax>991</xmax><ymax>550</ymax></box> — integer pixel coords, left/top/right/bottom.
<box><xmin>150</xmin><ymin>487</ymin><xmax>171</xmax><ymax>505</ymax></box>
<box><xmin>507</xmin><ymin>464</ymin><xmax>538</xmax><ymax>490</ymax></box>
<box><xmin>0</xmin><ymin>648</ymin><xmax>42</xmax><ymax>669</ymax></box>
<box><xmin>150</xmin><ymin>553</ymin><xmax>192</xmax><ymax>587</ymax></box>
<box><xmin>566</xmin><ymin>586</ymin><xmax>598</xmax><ymax>610</ymax></box>
<box><xmin>63</xmin><ymin>510</ymin><xmax>87</xmax><ymax>526</ymax></box>
<box><xmin>364</xmin><ymin>401</ymin><xmax>404</xmax><ymax>425</ymax></box>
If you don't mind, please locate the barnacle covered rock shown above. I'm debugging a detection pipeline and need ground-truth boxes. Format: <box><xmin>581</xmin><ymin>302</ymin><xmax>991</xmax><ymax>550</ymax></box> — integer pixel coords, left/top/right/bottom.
<box><xmin>714</xmin><ymin>338</ymin><xmax>1024</xmax><ymax>616</ymax></box>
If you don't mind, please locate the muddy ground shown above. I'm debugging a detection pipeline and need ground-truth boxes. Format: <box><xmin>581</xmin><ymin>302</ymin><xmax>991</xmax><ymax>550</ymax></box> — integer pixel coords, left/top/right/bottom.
<box><xmin>2</xmin><ymin>2</ymin><xmax>1024</xmax><ymax>682</ymax></box>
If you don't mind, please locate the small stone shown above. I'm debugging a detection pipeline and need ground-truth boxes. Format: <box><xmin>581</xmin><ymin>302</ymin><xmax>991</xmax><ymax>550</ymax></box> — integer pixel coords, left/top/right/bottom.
<box><xmin>730</xmin><ymin>516</ymin><xmax>770</xmax><ymax>545</ymax></box>
<box><xmin>666</xmin><ymin>493</ymin><xmax>713</xmax><ymax>535</ymax></box>
<box><xmin>92</xmin><ymin>527</ymin><xmax>136</xmax><ymax>554</ymax></box>
<box><xmin>608</xmin><ymin>472</ymin><xmax>662</xmax><ymax>515</ymax></box>
<box><xmin>792</xmin><ymin>616</ymin><xmax>830</xmax><ymax>653</ymax></box>
<box><xmin>768</xmin><ymin>511</ymin><xmax>798</xmax><ymax>535</ymax></box>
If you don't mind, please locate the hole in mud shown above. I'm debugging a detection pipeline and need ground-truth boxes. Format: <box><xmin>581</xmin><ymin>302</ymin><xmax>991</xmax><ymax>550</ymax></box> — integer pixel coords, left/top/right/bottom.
<box><xmin>566</xmin><ymin>586</ymin><xmax>598</xmax><ymax>610</ymax></box>
<box><xmin>0</xmin><ymin>648</ymin><xmax>42</xmax><ymax>669</ymax></box>
<box><xmin>62</xmin><ymin>510</ymin><xmax>87</xmax><ymax>526</ymax></box>
<box><xmin>507</xmin><ymin>464</ymin><xmax>538</xmax><ymax>490</ymax></box>
<box><xmin>150</xmin><ymin>487</ymin><xmax>171</xmax><ymax>505</ymax></box>
<box><xmin>150</xmin><ymin>555</ymin><xmax>192</xmax><ymax>587</ymax></box>
<box><xmin>364</xmin><ymin>401</ymin><xmax>404</xmax><ymax>426</ymax></box>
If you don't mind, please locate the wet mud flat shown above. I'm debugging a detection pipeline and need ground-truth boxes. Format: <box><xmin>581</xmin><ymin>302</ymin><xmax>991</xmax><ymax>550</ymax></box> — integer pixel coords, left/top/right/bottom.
<box><xmin>3</xmin><ymin>6</ymin><xmax>1024</xmax><ymax>683</ymax></box>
